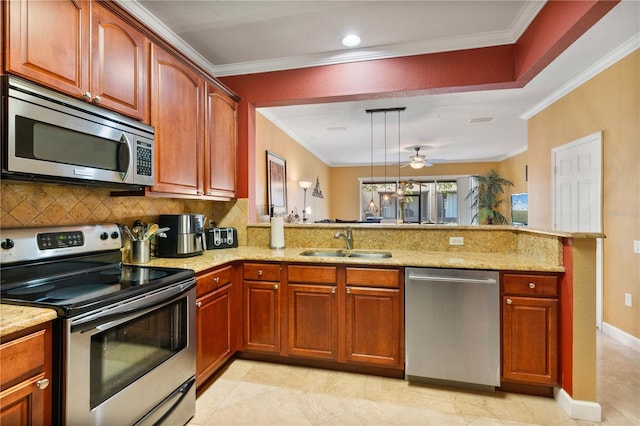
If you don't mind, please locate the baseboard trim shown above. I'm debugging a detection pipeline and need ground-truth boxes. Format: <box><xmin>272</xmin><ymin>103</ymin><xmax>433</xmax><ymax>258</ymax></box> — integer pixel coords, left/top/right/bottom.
<box><xmin>554</xmin><ymin>388</ymin><xmax>602</xmax><ymax>422</ymax></box>
<box><xmin>602</xmin><ymin>322</ymin><xmax>640</xmax><ymax>352</ymax></box>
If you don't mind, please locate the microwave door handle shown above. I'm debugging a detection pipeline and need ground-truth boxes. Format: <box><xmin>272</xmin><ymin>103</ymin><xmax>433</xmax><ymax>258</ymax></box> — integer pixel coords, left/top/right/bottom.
<box><xmin>117</xmin><ymin>134</ymin><xmax>131</xmax><ymax>181</ymax></box>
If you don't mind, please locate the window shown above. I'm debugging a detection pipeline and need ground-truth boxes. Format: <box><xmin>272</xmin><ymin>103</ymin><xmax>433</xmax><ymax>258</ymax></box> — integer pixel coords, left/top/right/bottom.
<box><xmin>360</xmin><ymin>177</ymin><xmax>475</xmax><ymax>224</ymax></box>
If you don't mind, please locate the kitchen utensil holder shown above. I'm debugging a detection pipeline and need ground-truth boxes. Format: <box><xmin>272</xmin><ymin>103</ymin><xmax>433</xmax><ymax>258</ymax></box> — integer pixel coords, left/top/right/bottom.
<box><xmin>131</xmin><ymin>240</ymin><xmax>150</xmax><ymax>264</ymax></box>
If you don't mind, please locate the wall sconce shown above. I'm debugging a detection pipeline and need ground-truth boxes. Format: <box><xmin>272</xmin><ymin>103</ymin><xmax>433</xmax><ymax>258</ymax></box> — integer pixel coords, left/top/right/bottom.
<box><xmin>312</xmin><ymin>177</ymin><xmax>323</xmax><ymax>198</ymax></box>
<box><xmin>299</xmin><ymin>180</ymin><xmax>312</xmax><ymax>222</ymax></box>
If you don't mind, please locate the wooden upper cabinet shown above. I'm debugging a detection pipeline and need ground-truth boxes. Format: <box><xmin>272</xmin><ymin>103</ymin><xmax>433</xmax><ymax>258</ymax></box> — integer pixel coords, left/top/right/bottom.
<box><xmin>205</xmin><ymin>83</ymin><xmax>237</xmax><ymax>199</ymax></box>
<box><xmin>150</xmin><ymin>44</ymin><xmax>204</xmax><ymax>196</ymax></box>
<box><xmin>6</xmin><ymin>0</ymin><xmax>90</xmax><ymax>96</ymax></box>
<box><xmin>91</xmin><ymin>2</ymin><xmax>149</xmax><ymax>121</ymax></box>
<box><xmin>5</xmin><ymin>0</ymin><xmax>149</xmax><ymax>120</ymax></box>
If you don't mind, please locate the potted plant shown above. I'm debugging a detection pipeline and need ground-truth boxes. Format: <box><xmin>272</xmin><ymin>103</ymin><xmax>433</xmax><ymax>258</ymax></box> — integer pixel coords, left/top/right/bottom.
<box><xmin>467</xmin><ymin>169</ymin><xmax>514</xmax><ymax>225</ymax></box>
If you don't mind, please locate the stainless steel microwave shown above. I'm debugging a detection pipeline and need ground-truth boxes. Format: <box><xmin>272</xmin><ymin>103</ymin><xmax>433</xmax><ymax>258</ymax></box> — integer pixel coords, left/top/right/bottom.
<box><xmin>1</xmin><ymin>75</ymin><xmax>155</xmax><ymax>189</ymax></box>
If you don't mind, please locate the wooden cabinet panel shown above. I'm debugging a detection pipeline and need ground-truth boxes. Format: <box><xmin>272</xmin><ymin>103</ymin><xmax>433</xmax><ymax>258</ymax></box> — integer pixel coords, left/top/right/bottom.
<box><xmin>288</xmin><ymin>265</ymin><xmax>337</xmax><ymax>284</ymax></box>
<box><xmin>346</xmin><ymin>267</ymin><xmax>400</xmax><ymax>288</ymax></box>
<box><xmin>150</xmin><ymin>44</ymin><xmax>204</xmax><ymax>196</ymax></box>
<box><xmin>205</xmin><ymin>83</ymin><xmax>237</xmax><ymax>199</ymax></box>
<box><xmin>197</xmin><ymin>265</ymin><xmax>233</xmax><ymax>297</ymax></box>
<box><xmin>287</xmin><ymin>283</ymin><xmax>337</xmax><ymax>360</ymax></box>
<box><xmin>243</xmin><ymin>263</ymin><xmax>281</xmax><ymax>282</ymax></box>
<box><xmin>196</xmin><ymin>283</ymin><xmax>233</xmax><ymax>387</ymax></box>
<box><xmin>244</xmin><ymin>280</ymin><xmax>281</xmax><ymax>353</ymax></box>
<box><xmin>345</xmin><ymin>286</ymin><xmax>402</xmax><ymax>367</ymax></box>
<box><xmin>6</xmin><ymin>0</ymin><xmax>90</xmax><ymax>96</ymax></box>
<box><xmin>0</xmin><ymin>323</ymin><xmax>53</xmax><ymax>426</ymax></box>
<box><xmin>503</xmin><ymin>274</ymin><xmax>558</xmax><ymax>297</ymax></box>
<box><xmin>502</xmin><ymin>295</ymin><xmax>558</xmax><ymax>385</ymax></box>
<box><xmin>91</xmin><ymin>2</ymin><xmax>148</xmax><ymax>120</ymax></box>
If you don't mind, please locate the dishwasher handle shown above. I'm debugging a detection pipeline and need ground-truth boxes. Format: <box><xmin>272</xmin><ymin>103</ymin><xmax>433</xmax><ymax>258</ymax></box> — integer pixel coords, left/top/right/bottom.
<box><xmin>408</xmin><ymin>274</ymin><xmax>497</xmax><ymax>285</ymax></box>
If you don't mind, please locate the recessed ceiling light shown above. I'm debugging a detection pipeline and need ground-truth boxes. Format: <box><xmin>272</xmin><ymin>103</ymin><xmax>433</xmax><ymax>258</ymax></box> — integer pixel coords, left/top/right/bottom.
<box><xmin>469</xmin><ymin>117</ymin><xmax>493</xmax><ymax>123</ymax></box>
<box><xmin>327</xmin><ymin>126</ymin><xmax>346</xmax><ymax>131</ymax></box>
<box><xmin>342</xmin><ymin>34</ymin><xmax>361</xmax><ymax>48</ymax></box>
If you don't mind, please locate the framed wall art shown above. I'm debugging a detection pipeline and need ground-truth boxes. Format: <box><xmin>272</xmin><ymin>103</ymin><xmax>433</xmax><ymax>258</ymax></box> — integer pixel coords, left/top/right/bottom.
<box><xmin>266</xmin><ymin>151</ymin><xmax>287</xmax><ymax>216</ymax></box>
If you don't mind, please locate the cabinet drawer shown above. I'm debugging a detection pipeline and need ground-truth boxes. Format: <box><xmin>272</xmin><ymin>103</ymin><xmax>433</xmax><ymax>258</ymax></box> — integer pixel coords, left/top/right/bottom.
<box><xmin>244</xmin><ymin>263</ymin><xmax>281</xmax><ymax>281</ymax></box>
<box><xmin>288</xmin><ymin>265</ymin><xmax>337</xmax><ymax>284</ymax></box>
<box><xmin>0</xmin><ymin>329</ymin><xmax>46</xmax><ymax>387</ymax></box>
<box><xmin>503</xmin><ymin>274</ymin><xmax>558</xmax><ymax>297</ymax></box>
<box><xmin>346</xmin><ymin>267</ymin><xmax>400</xmax><ymax>288</ymax></box>
<box><xmin>197</xmin><ymin>265</ymin><xmax>233</xmax><ymax>297</ymax></box>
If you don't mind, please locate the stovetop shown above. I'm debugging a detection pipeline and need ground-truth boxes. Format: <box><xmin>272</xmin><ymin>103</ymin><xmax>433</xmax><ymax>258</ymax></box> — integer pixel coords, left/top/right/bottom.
<box><xmin>0</xmin><ymin>223</ymin><xmax>195</xmax><ymax>317</ymax></box>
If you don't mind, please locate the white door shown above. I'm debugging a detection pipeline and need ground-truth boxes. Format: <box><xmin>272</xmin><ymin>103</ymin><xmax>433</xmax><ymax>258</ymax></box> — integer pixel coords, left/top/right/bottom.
<box><xmin>552</xmin><ymin>131</ymin><xmax>603</xmax><ymax>328</ymax></box>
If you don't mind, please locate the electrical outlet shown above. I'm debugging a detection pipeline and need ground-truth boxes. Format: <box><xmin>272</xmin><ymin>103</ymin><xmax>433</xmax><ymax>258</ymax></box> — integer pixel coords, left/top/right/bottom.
<box><xmin>634</xmin><ymin>240</ymin><xmax>640</xmax><ymax>254</ymax></box>
<box><xmin>449</xmin><ymin>236</ymin><xmax>464</xmax><ymax>246</ymax></box>
<box><xmin>625</xmin><ymin>293</ymin><xmax>633</xmax><ymax>307</ymax></box>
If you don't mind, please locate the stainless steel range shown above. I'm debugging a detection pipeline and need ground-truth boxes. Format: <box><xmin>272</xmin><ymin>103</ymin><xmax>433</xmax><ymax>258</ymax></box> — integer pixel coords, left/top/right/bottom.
<box><xmin>0</xmin><ymin>223</ymin><xmax>196</xmax><ymax>425</ymax></box>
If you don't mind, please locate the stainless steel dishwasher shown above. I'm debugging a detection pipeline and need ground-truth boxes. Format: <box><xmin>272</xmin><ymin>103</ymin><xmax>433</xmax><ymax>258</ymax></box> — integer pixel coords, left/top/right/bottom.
<box><xmin>405</xmin><ymin>267</ymin><xmax>500</xmax><ymax>390</ymax></box>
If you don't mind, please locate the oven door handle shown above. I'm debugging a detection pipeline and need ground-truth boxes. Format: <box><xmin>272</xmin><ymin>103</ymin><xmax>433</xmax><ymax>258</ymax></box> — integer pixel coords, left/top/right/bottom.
<box><xmin>70</xmin><ymin>280</ymin><xmax>194</xmax><ymax>333</ymax></box>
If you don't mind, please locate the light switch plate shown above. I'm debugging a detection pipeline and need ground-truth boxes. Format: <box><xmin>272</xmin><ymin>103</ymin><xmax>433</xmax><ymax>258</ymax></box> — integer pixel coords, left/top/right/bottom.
<box><xmin>625</xmin><ymin>293</ymin><xmax>633</xmax><ymax>307</ymax></box>
<box><xmin>449</xmin><ymin>236</ymin><xmax>464</xmax><ymax>246</ymax></box>
<box><xmin>634</xmin><ymin>240</ymin><xmax>640</xmax><ymax>254</ymax></box>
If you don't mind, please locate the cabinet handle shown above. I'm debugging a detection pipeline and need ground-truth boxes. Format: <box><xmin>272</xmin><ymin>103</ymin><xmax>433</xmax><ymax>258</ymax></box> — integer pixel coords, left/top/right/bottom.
<box><xmin>196</xmin><ymin>301</ymin><xmax>202</xmax><ymax>308</ymax></box>
<box><xmin>506</xmin><ymin>298</ymin><xmax>513</xmax><ymax>305</ymax></box>
<box><xmin>214</xmin><ymin>277</ymin><xmax>220</xmax><ymax>283</ymax></box>
<box><xmin>529</xmin><ymin>282</ymin><xmax>536</xmax><ymax>289</ymax></box>
<box><xmin>83</xmin><ymin>92</ymin><xmax>92</xmax><ymax>100</ymax></box>
<box><xmin>331</xmin><ymin>287</ymin><xmax>336</xmax><ymax>294</ymax></box>
<box><xmin>346</xmin><ymin>287</ymin><xmax>351</xmax><ymax>294</ymax></box>
<box><xmin>36</xmin><ymin>378</ymin><xmax>49</xmax><ymax>390</ymax></box>
<box><xmin>93</xmin><ymin>95</ymin><xmax>102</xmax><ymax>103</ymax></box>
<box><xmin>258</xmin><ymin>270</ymin><xmax>263</xmax><ymax>276</ymax></box>
<box><xmin>274</xmin><ymin>284</ymin><xmax>279</xmax><ymax>290</ymax></box>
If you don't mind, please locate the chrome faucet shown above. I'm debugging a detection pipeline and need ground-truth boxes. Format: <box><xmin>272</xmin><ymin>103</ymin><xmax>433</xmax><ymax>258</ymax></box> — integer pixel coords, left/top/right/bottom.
<box><xmin>334</xmin><ymin>226</ymin><xmax>353</xmax><ymax>250</ymax></box>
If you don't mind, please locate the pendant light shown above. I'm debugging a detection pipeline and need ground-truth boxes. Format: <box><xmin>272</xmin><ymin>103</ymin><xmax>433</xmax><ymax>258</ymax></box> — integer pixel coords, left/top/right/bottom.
<box><xmin>396</xmin><ymin>109</ymin><xmax>405</xmax><ymax>197</ymax></box>
<box><xmin>365</xmin><ymin>111</ymin><xmax>378</xmax><ymax>214</ymax></box>
<box><xmin>381</xmin><ymin>111</ymin><xmax>391</xmax><ymax>207</ymax></box>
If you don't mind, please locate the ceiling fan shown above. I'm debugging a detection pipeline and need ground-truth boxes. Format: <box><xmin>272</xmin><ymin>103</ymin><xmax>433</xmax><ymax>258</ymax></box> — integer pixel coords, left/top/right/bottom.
<box><xmin>402</xmin><ymin>146</ymin><xmax>432</xmax><ymax>169</ymax></box>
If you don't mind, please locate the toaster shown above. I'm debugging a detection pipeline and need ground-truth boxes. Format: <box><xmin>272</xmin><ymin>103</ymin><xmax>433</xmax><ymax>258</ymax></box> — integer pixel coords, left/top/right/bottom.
<box><xmin>205</xmin><ymin>227</ymin><xmax>238</xmax><ymax>249</ymax></box>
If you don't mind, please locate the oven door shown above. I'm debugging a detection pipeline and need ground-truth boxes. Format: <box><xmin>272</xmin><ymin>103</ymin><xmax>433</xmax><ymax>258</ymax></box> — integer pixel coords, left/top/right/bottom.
<box><xmin>64</xmin><ymin>280</ymin><xmax>196</xmax><ymax>425</ymax></box>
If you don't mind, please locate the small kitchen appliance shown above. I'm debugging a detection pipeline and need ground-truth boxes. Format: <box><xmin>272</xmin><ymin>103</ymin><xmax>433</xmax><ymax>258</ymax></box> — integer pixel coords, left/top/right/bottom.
<box><xmin>0</xmin><ymin>223</ymin><xmax>196</xmax><ymax>425</ymax></box>
<box><xmin>155</xmin><ymin>214</ymin><xmax>206</xmax><ymax>258</ymax></box>
<box><xmin>205</xmin><ymin>227</ymin><xmax>238</xmax><ymax>249</ymax></box>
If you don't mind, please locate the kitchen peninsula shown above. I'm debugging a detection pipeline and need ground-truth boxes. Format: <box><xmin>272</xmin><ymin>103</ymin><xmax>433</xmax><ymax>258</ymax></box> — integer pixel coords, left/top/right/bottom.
<box><xmin>1</xmin><ymin>224</ymin><xmax>601</xmax><ymax>421</ymax></box>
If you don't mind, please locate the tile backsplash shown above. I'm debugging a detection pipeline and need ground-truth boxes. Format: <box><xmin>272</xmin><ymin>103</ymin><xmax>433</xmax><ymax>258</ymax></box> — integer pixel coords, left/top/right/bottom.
<box><xmin>1</xmin><ymin>181</ymin><xmax>248</xmax><ymax>244</ymax></box>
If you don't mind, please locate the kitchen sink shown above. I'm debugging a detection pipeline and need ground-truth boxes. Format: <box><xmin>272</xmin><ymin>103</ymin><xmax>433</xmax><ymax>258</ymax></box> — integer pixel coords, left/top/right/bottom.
<box><xmin>299</xmin><ymin>249</ymin><xmax>392</xmax><ymax>259</ymax></box>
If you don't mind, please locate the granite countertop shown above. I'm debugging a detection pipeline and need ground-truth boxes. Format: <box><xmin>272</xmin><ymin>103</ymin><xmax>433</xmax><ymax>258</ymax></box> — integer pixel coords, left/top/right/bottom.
<box><xmin>0</xmin><ymin>304</ymin><xmax>57</xmax><ymax>338</ymax></box>
<box><xmin>1</xmin><ymin>244</ymin><xmax>563</xmax><ymax>338</ymax></box>
<box><xmin>140</xmin><ymin>245</ymin><xmax>565</xmax><ymax>274</ymax></box>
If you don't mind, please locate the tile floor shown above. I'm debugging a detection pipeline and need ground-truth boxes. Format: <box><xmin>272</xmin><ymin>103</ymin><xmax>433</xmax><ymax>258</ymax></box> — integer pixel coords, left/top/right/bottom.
<box><xmin>190</xmin><ymin>331</ymin><xmax>639</xmax><ymax>425</ymax></box>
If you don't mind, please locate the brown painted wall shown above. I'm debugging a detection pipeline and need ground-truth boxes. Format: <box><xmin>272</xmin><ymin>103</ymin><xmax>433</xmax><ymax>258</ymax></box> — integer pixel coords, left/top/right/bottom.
<box><xmin>528</xmin><ymin>50</ymin><xmax>639</xmax><ymax>338</ymax></box>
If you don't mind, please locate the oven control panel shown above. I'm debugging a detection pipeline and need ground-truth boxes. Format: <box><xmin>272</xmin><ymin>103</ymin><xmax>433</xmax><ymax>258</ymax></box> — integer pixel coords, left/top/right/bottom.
<box><xmin>1</xmin><ymin>223</ymin><xmax>122</xmax><ymax>264</ymax></box>
<box><xmin>37</xmin><ymin>231</ymin><xmax>85</xmax><ymax>250</ymax></box>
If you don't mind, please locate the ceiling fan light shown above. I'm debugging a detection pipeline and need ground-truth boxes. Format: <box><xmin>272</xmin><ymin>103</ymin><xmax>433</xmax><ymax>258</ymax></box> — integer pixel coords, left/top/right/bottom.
<box><xmin>410</xmin><ymin>160</ymin><xmax>424</xmax><ymax>169</ymax></box>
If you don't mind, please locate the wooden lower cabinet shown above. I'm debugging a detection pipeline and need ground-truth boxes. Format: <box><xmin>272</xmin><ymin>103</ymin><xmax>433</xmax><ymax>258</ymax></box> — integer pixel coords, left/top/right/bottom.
<box><xmin>0</xmin><ymin>322</ymin><xmax>53</xmax><ymax>426</ymax></box>
<box><xmin>196</xmin><ymin>265</ymin><xmax>236</xmax><ymax>388</ymax></box>
<box><xmin>243</xmin><ymin>263</ymin><xmax>282</xmax><ymax>353</ymax></box>
<box><xmin>501</xmin><ymin>273</ymin><xmax>559</xmax><ymax>386</ymax></box>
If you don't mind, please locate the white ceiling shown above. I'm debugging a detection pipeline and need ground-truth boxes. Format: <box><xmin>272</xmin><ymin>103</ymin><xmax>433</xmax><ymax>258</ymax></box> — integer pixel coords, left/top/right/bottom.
<box><xmin>127</xmin><ymin>0</ymin><xmax>639</xmax><ymax>167</ymax></box>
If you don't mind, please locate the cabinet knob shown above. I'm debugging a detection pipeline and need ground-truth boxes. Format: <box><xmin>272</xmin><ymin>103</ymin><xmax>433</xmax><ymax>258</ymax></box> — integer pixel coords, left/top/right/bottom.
<box><xmin>93</xmin><ymin>95</ymin><xmax>102</xmax><ymax>103</ymax></box>
<box><xmin>196</xmin><ymin>301</ymin><xmax>202</xmax><ymax>308</ymax></box>
<box><xmin>36</xmin><ymin>378</ymin><xmax>49</xmax><ymax>390</ymax></box>
<box><xmin>529</xmin><ymin>282</ymin><xmax>536</xmax><ymax>289</ymax></box>
<box><xmin>506</xmin><ymin>298</ymin><xmax>513</xmax><ymax>305</ymax></box>
<box><xmin>346</xmin><ymin>287</ymin><xmax>351</xmax><ymax>294</ymax></box>
<box><xmin>214</xmin><ymin>277</ymin><xmax>220</xmax><ymax>283</ymax></box>
<box><xmin>83</xmin><ymin>92</ymin><xmax>92</xmax><ymax>100</ymax></box>
<box><xmin>257</xmin><ymin>270</ymin><xmax>263</xmax><ymax>276</ymax></box>
<box><xmin>331</xmin><ymin>287</ymin><xmax>336</xmax><ymax>294</ymax></box>
<box><xmin>274</xmin><ymin>284</ymin><xmax>278</xmax><ymax>290</ymax></box>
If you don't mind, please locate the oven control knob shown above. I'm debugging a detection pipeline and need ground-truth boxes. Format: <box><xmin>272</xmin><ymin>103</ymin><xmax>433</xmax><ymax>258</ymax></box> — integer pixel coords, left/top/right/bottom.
<box><xmin>1</xmin><ymin>239</ymin><xmax>14</xmax><ymax>249</ymax></box>
<box><xmin>100</xmin><ymin>232</ymin><xmax>109</xmax><ymax>240</ymax></box>
<box><xmin>111</xmin><ymin>231</ymin><xmax>120</xmax><ymax>239</ymax></box>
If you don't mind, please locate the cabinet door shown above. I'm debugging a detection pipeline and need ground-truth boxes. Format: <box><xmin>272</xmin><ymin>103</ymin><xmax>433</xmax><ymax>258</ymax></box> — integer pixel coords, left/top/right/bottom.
<box><xmin>287</xmin><ymin>284</ymin><xmax>337</xmax><ymax>360</ymax></box>
<box><xmin>91</xmin><ymin>3</ymin><xmax>149</xmax><ymax>120</ymax></box>
<box><xmin>150</xmin><ymin>45</ymin><xmax>204</xmax><ymax>196</ymax></box>
<box><xmin>244</xmin><ymin>281</ymin><xmax>280</xmax><ymax>353</ymax></box>
<box><xmin>0</xmin><ymin>372</ymin><xmax>47</xmax><ymax>425</ymax></box>
<box><xmin>502</xmin><ymin>296</ymin><xmax>558</xmax><ymax>385</ymax></box>
<box><xmin>6</xmin><ymin>0</ymin><xmax>90</xmax><ymax>96</ymax></box>
<box><xmin>196</xmin><ymin>283</ymin><xmax>233</xmax><ymax>388</ymax></box>
<box><xmin>205</xmin><ymin>83</ymin><xmax>237</xmax><ymax>199</ymax></box>
<box><xmin>345</xmin><ymin>286</ymin><xmax>402</xmax><ymax>368</ymax></box>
